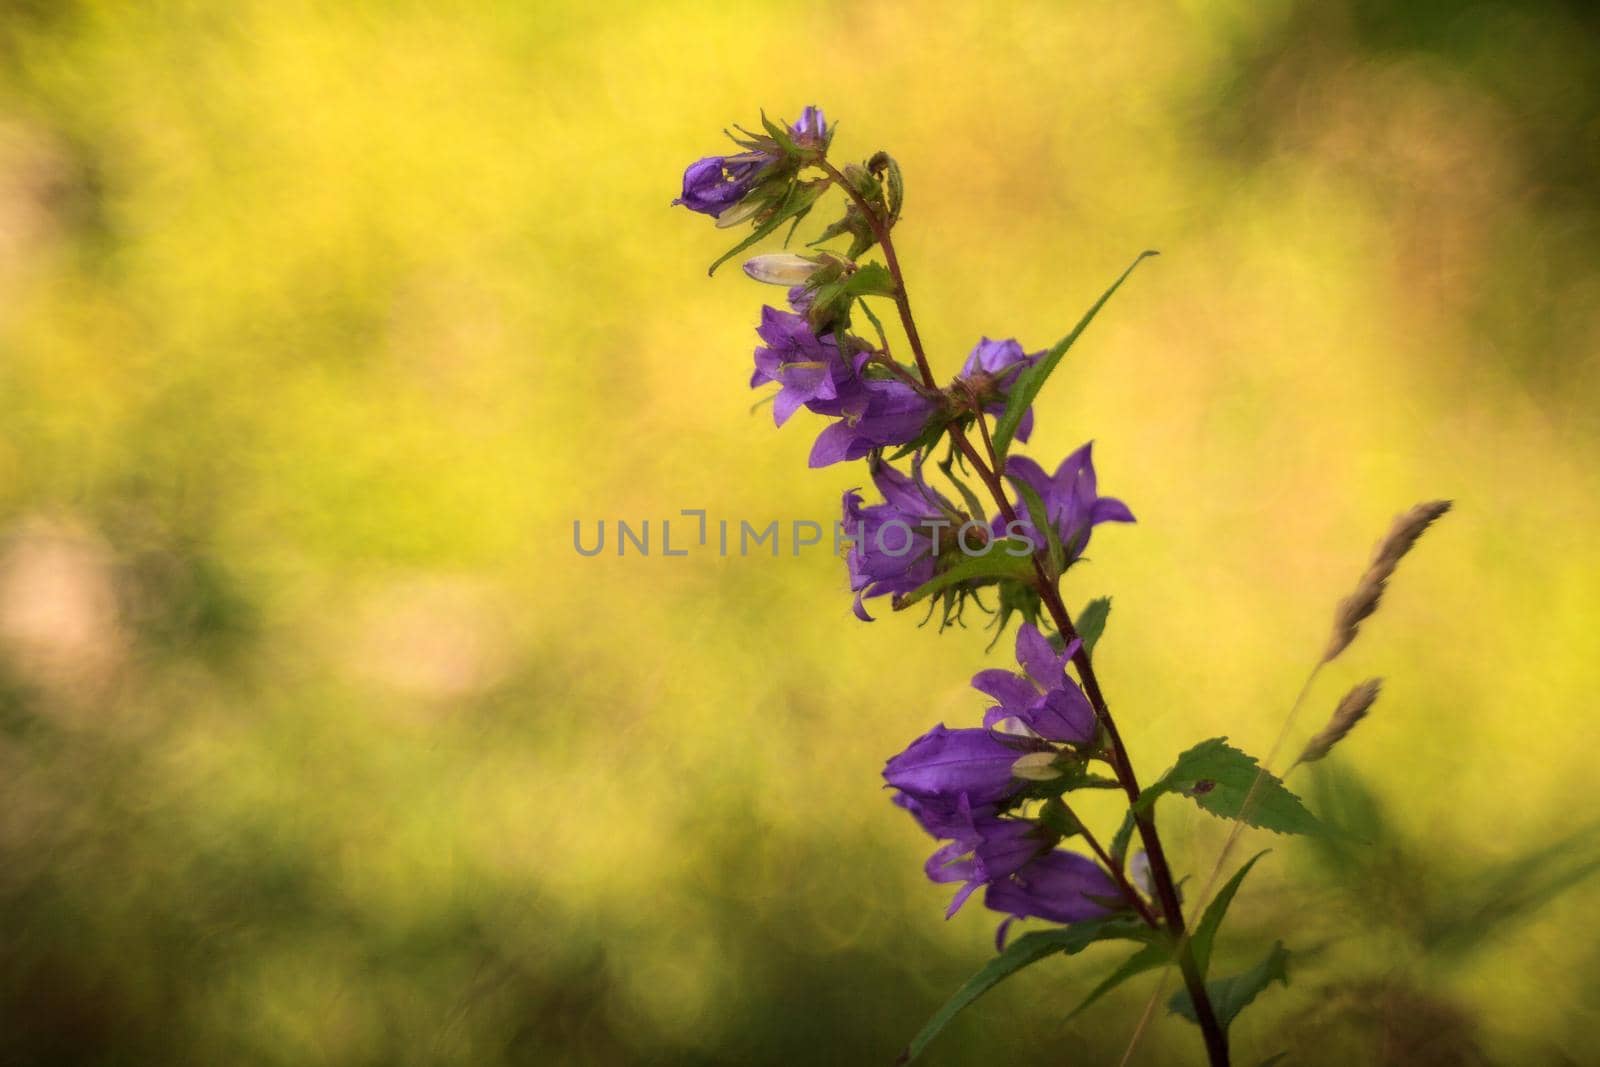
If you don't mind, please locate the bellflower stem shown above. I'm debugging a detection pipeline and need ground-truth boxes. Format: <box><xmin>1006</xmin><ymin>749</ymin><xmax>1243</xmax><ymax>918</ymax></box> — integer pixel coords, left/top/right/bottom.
<box><xmin>817</xmin><ymin>154</ymin><xmax>1231</xmax><ymax>1067</ymax></box>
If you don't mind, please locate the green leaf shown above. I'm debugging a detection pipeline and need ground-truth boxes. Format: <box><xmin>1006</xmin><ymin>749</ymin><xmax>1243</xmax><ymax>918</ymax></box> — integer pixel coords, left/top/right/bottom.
<box><xmin>1137</xmin><ymin>738</ymin><xmax>1322</xmax><ymax>836</ymax></box>
<box><xmin>1109</xmin><ymin>809</ymin><xmax>1137</xmax><ymax>870</ymax></box>
<box><xmin>1191</xmin><ymin>851</ymin><xmax>1269</xmax><ymax>977</ymax></box>
<box><xmin>1037</xmin><ymin>797</ymin><xmax>1079</xmax><ymax>838</ymax></box>
<box><xmin>1168</xmin><ymin>942</ymin><xmax>1290</xmax><ymax>1031</ymax></box>
<box><xmin>991</xmin><ymin>251</ymin><xmax>1158</xmax><ymax>458</ymax></box>
<box><xmin>1075</xmin><ymin>597</ymin><xmax>1112</xmax><ymax>657</ymax></box>
<box><xmin>1064</xmin><ymin>940</ymin><xmax>1171</xmax><ymax>1021</ymax></box>
<box><xmin>891</xmin><ymin>540</ymin><xmax>1036</xmax><ymax>611</ymax></box>
<box><xmin>901</xmin><ymin>920</ymin><xmax>1150</xmax><ymax>1063</ymax></box>
<box><xmin>708</xmin><ymin>180</ymin><xmax>826</xmax><ymax>275</ymax></box>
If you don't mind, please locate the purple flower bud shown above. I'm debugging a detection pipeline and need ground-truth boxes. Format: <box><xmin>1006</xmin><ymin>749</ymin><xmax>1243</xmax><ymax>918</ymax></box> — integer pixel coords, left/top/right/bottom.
<box><xmin>882</xmin><ymin>723</ymin><xmax>1041</xmax><ymax>807</ymax></box>
<box><xmin>790</xmin><ymin>106</ymin><xmax>828</xmax><ymax>147</ymax></box>
<box><xmin>958</xmin><ymin>337</ymin><xmax>1043</xmax><ymax>443</ymax></box>
<box><xmin>673</xmin><ymin>154</ymin><xmax>763</xmax><ymax>217</ymax></box>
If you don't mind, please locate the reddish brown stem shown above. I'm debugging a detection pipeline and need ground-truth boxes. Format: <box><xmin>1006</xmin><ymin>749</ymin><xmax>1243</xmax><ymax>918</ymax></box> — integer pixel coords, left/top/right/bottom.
<box><xmin>816</xmin><ymin>154</ymin><xmax>1230</xmax><ymax>1066</ymax></box>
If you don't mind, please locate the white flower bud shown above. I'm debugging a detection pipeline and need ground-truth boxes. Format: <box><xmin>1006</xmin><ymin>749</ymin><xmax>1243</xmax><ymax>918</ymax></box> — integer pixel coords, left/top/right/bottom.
<box><xmin>742</xmin><ymin>253</ymin><xmax>820</xmax><ymax>285</ymax></box>
<box><xmin>1010</xmin><ymin>751</ymin><xmax>1063</xmax><ymax>781</ymax></box>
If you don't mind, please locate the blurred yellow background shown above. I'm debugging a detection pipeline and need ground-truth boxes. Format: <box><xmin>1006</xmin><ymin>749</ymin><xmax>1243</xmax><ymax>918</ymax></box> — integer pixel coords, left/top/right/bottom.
<box><xmin>3</xmin><ymin>2</ymin><xmax>1598</xmax><ymax>1064</ymax></box>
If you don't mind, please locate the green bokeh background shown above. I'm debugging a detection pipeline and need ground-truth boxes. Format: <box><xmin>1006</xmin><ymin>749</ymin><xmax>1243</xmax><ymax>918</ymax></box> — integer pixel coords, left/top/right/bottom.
<box><xmin>3</xmin><ymin>2</ymin><xmax>1598</xmax><ymax>1064</ymax></box>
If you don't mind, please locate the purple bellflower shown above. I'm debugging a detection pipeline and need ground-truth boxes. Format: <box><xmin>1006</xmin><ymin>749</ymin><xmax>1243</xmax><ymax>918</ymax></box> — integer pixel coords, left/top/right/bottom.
<box><xmin>985</xmin><ymin>849</ymin><xmax>1121</xmax><ymax>944</ymax></box>
<box><xmin>1003</xmin><ymin>442</ymin><xmax>1136</xmax><ymax>562</ymax></box>
<box><xmin>809</xmin><ymin>377</ymin><xmax>938</xmax><ymax>468</ymax></box>
<box><xmin>842</xmin><ymin>458</ymin><xmax>960</xmax><ymax>621</ymax></box>
<box><xmin>923</xmin><ymin>800</ymin><xmax>1056</xmax><ymax>917</ymax></box>
<box><xmin>958</xmin><ymin>337</ymin><xmax>1042</xmax><ymax>444</ymax></box>
<box><xmin>881</xmin><ymin>723</ymin><xmax>1045</xmax><ymax>807</ymax></box>
<box><xmin>749</xmin><ymin>306</ymin><xmax>861</xmax><ymax>426</ymax></box>
<box><xmin>970</xmin><ymin>622</ymin><xmax>1097</xmax><ymax>743</ymax></box>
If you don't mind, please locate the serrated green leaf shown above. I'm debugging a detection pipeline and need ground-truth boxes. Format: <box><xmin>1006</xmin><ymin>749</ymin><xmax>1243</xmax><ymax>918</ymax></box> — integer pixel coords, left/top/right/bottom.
<box><xmin>1137</xmin><ymin>737</ymin><xmax>1322</xmax><ymax>836</ymax></box>
<box><xmin>991</xmin><ymin>251</ymin><xmax>1157</xmax><ymax>458</ymax></box>
<box><xmin>891</xmin><ymin>540</ymin><xmax>1036</xmax><ymax>611</ymax></box>
<box><xmin>1064</xmin><ymin>940</ymin><xmax>1172</xmax><ymax>1022</ymax></box>
<box><xmin>1168</xmin><ymin>941</ymin><xmax>1290</xmax><ymax>1031</ymax></box>
<box><xmin>1191</xmin><ymin>851</ymin><xmax>1269</xmax><ymax>977</ymax></box>
<box><xmin>901</xmin><ymin>919</ymin><xmax>1151</xmax><ymax>1063</ymax></box>
<box><xmin>1076</xmin><ymin>597</ymin><xmax>1112</xmax><ymax>657</ymax></box>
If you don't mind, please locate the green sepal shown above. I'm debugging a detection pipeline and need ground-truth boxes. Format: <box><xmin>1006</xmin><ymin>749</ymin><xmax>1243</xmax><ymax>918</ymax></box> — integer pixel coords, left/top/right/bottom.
<box><xmin>891</xmin><ymin>540</ymin><xmax>1036</xmax><ymax>611</ymax></box>
<box><xmin>708</xmin><ymin>179</ymin><xmax>827</xmax><ymax>275</ymax></box>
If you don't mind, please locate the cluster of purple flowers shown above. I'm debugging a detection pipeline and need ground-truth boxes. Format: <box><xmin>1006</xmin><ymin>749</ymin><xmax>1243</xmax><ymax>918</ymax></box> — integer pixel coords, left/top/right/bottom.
<box><xmin>886</xmin><ymin>623</ymin><xmax>1123</xmax><ymax>944</ymax></box>
<box><xmin>676</xmin><ymin>105</ymin><xmax>1140</xmax><ymax>939</ymax></box>
<box><xmin>749</xmin><ymin>294</ymin><xmax>938</xmax><ymax>467</ymax></box>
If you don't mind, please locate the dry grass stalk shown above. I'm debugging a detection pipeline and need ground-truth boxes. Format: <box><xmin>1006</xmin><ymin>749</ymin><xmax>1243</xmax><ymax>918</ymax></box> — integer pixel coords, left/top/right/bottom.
<box><xmin>1298</xmin><ymin>677</ymin><xmax>1382</xmax><ymax>765</ymax></box>
<box><xmin>1324</xmin><ymin>500</ymin><xmax>1452</xmax><ymax>663</ymax></box>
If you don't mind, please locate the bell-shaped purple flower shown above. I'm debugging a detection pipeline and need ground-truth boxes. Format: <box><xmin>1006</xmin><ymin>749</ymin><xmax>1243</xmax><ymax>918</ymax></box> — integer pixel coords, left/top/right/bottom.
<box><xmin>842</xmin><ymin>458</ymin><xmax>958</xmax><ymax>620</ymax></box>
<box><xmin>923</xmin><ymin>803</ymin><xmax>1056</xmax><ymax>917</ymax></box>
<box><xmin>882</xmin><ymin>723</ymin><xmax>1042</xmax><ymax>807</ymax></box>
<box><xmin>970</xmin><ymin>622</ymin><xmax>1096</xmax><ymax>743</ymax></box>
<box><xmin>892</xmin><ymin>791</ymin><xmax>998</xmax><ymax>841</ymax></box>
<box><xmin>750</xmin><ymin>306</ymin><xmax>860</xmax><ymax>426</ymax></box>
<box><xmin>958</xmin><ymin>337</ymin><xmax>1042</xmax><ymax>444</ymax></box>
<box><xmin>1003</xmin><ymin>443</ymin><xmax>1135</xmax><ymax>561</ymax></box>
<box><xmin>808</xmin><ymin>377</ymin><xmax>938</xmax><ymax>467</ymax></box>
<box><xmin>984</xmin><ymin>849</ymin><xmax>1120</xmax><ymax>926</ymax></box>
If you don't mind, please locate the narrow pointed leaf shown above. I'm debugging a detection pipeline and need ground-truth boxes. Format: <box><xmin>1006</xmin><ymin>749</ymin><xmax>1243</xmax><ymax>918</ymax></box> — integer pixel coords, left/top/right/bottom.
<box><xmin>1064</xmin><ymin>940</ymin><xmax>1171</xmax><ymax>1022</ymax></box>
<box><xmin>1168</xmin><ymin>941</ymin><xmax>1290</xmax><ymax>1030</ymax></box>
<box><xmin>991</xmin><ymin>251</ymin><xmax>1158</xmax><ymax>458</ymax></box>
<box><xmin>1191</xmin><ymin>851</ymin><xmax>1269</xmax><ymax>977</ymax></box>
<box><xmin>901</xmin><ymin>920</ymin><xmax>1151</xmax><ymax>1063</ymax></box>
<box><xmin>1075</xmin><ymin>597</ymin><xmax>1112</xmax><ymax>657</ymax></box>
